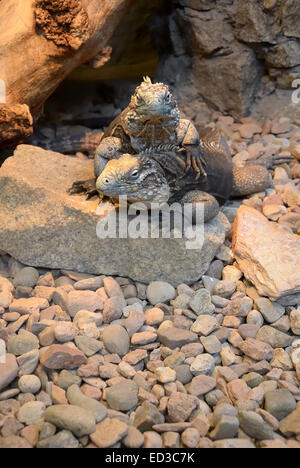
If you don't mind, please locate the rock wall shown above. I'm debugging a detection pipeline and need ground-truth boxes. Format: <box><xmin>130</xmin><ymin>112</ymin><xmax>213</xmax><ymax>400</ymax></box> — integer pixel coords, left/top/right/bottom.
<box><xmin>156</xmin><ymin>0</ymin><xmax>300</xmax><ymax>118</ymax></box>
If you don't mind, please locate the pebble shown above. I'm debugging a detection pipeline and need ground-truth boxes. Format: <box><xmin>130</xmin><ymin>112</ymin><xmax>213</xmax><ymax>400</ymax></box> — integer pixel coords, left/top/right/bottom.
<box><xmin>13</xmin><ymin>267</ymin><xmax>39</xmax><ymax>288</ymax></box>
<box><xmin>190</xmin><ymin>314</ymin><xmax>219</xmax><ymax>336</ymax></box>
<box><xmin>106</xmin><ymin>380</ymin><xmax>138</xmax><ymax>411</ymax></box>
<box><xmin>67</xmin><ymin>290</ymin><xmax>103</xmax><ymax>317</ymax></box>
<box><xmin>0</xmin><ymin>354</ymin><xmax>19</xmax><ymax>392</ymax></box>
<box><xmin>123</xmin><ymin>426</ymin><xmax>144</xmax><ymax>448</ymax></box>
<box><xmin>188</xmin><ymin>289</ymin><xmax>215</xmax><ymax>315</ymax></box>
<box><xmin>146</xmin><ymin>281</ymin><xmax>176</xmax><ymax>305</ymax></box>
<box><xmin>66</xmin><ymin>384</ymin><xmax>107</xmax><ymax>423</ymax></box>
<box><xmin>255</xmin><ymin>298</ymin><xmax>285</xmax><ymax>324</ymax></box>
<box><xmin>256</xmin><ymin>326</ymin><xmax>293</xmax><ymax>348</ymax></box>
<box><xmin>17</xmin><ymin>401</ymin><xmax>46</xmax><ymax>425</ymax></box>
<box><xmin>9</xmin><ymin>297</ymin><xmax>49</xmax><ymax>315</ymax></box>
<box><xmin>187</xmin><ymin>375</ymin><xmax>216</xmax><ymax>396</ymax></box>
<box><xmin>44</xmin><ymin>405</ymin><xmax>96</xmax><ymax>437</ymax></box>
<box><xmin>37</xmin><ymin>430</ymin><xmax>79</xmax><ymax>449</ymax></box>
<box><xmin>133</xmin><ymin>401</ymin><xmax>164</xmax><ymax>432</ymax></box>
<box><xmin>90</xmin><ymin>418</ymin><xmax>128</xmax><ymax>448</ymax></box>
<box><xmin>18</xmin><ymin>375</ymin><xmax>41</xmax><ymax>394</ymax></box>
<box><xmin>290</xmin><ymin>309</ymin><xmax>300</xmax><ymax>335</ymax></box>
<box><xmin>157</xmin><ymin>327</ymin><xmax>197</xmax><ymax>349</ymax></box>
<box><xmin>155</xmin><ymin>367</ymin><xmax>176</xmax><ymax>384</ymax></box>
<box><xmin>103</xmin><ymin>296</ymin><xmax>126</xmax><ymax>323</ymax></box>
<box><xmin>213</xmin><ymin>280</ymin><xmax>236</xmax><ymax>298</ymax></box>
<box><xmin>264</xmin><ymin>389</ymin><xmax>296</xmax><ymax>420</ymax></box>
<box><xmin>102</xmin><ymin>324</ymin><xmax>130</xmax><ymax>356</ymax></box>
<box><xmin>74</xmin><ymin>336</ymin><xmax>102</xmax><ymax>356</ymax></box>
<box><xmin>145</xmin><ymin>307</ymin><xmax>164</xmax><ymax>325</ymax></box>
<box><xmin>7</xmin><ymin>331</ymin><xmax>39</xmax><ymax>356</ymax></box>
<box><xmin>54</xmin><ymin>321</ymin><xmax>79</xmax><ymax>342</ymax></box>
<box><xmin>239</xmin><ymin>410</ymin><xmax>276</xmax><ymax>440</ymax></box>
<box><xmin>40</xmin><ymin>344</ymin><xmax>87</xmax><ymax>369</ymax></box>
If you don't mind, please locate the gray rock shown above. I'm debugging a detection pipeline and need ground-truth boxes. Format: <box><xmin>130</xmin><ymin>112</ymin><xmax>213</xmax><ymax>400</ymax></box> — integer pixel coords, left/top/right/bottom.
<box><xmin>17</xmin><ymin>401</ymin><xmax>46</xmax><ymax>425</ymax></box>
<box><xmin>264</xmin><ymin>389</ymin><xmax>296</xmax><ymax>421</ymax></box>
<box><xmin>213</xmin><ymin>403</ymin><xmax>238</xmax><ymax>426</ymax></box>
<box><xmin>44</xmin><ymin>405</ymin><xmax>96</xmax><ymax>437</ymax></box>
<box><xmin>255</xmin><ymin>298</ymin><xmax>285</xmax><ymax>324</ymax></box>
<box><xmin>190</xmin><ymin>354</ymin><xmax>215</xmax><ymax>376</ymax></box>
<box><xmin>17</xmin><ymin>350</ymin><xmax>39</xmax><ymax>376</ymax></box>
<box><xmin>74</xmin><ymin>336</ymin><xmax>102</xmax><ymax>357</ymax></box>
<box><xmin>239</xmin><ymin>410</ymin><xmax>276</xmax><ymax>440</ymax></box>
<box><xmin>256</xmin><ymin>326</ymin><xmax>293</xmax><ymax>348</ymax></box>
<box><xmin>106</xmin><ymin>380</ymin><xmax>138</xmax><ymax>411</ymax></box>
<box><xmin>7</xmin><ymin>331</ymin><xmax>39</xmax><ymax>356</ymax></box>
<box><xmin>37</xmin><ymin>430</ymin><xmax>79</xmax><ymax>449</ymax></box>
<box><xmin>146</xmin><ymin>282</ymin><xmax>176</xmax><ymax>305</ymax></box>
<box><xmin>13</xmin><ymin>267</ymin><xmax>39</xmax><ymax>288</ymax></box>
<box><xmin>18</xmin><ymin>375</ymin><xmax>41</xmax><ymax>394</ymax></box>
<box><xmin>102</xmin><ymin>324</ymin><xmax>130</xmax><ymax>356</ymax></box>
<box><xmin>157</xmin><ymin>327</ymin><xmax>198</xmax><ymax>349</ymax></box>
<box><xmin>133</xmin><ymin>401</ymin><xmax>164</xmax><ymax>432</ymax></box>
<box><xmin>188</xmin><ymin>289</ymin><xmax>215</xmax><ymax>315</ymax></box>
<box><xmin>0</xmin><ymin>146</ymin><xmax>229</xmax><ymax>286</ymax></box>
<box><xmin>210</xmin><ymin>415</ymin><xmax>239</xmax><ymax>440</ymax></box>
<box><xmin>190</xmin><ymin>315</ymin><xmax>219</xmax><ymax>336</ymax></box>
<box><xmin>56</xmin><ymin>370</ymin><xmax>82</xmax><ymax>390</ymax></box>
<box><xmin>174</xmin><ymin>365</ymin><xmax>193</xmax><ymax>384</ymax></box>
<box><xmin>66</xmin><ymin>384</ymin><xmax>107</xmax><ymax>423</ymax></box>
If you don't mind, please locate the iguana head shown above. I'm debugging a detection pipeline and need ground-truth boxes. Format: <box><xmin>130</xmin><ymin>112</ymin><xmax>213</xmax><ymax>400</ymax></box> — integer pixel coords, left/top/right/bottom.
<box><xmin>96</xmin><ymin>153</ymin><xmax>170</xmax><ymax>203</ymax></box>
<box><xmin>128</xmin><ymin>76</ymin><xmax>180</xmax><ymax>123</ymax></box>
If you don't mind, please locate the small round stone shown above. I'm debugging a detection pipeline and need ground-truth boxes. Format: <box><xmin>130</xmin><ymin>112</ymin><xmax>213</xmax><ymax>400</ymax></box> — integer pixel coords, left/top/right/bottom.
<box><xmin>13</xmin><ymin>267</ymin><xmax>39</xmax><ymax>288</ymax></box>
<box><xmin>146</xmin><ymin>281</ymin><xmax>176</xmax><ymax>305</ymax></box>
<box><xmin>145</xmin><ymin>307</ymin><xmax>164</xmax><ymax>325</ymax></box>
<box><xmin>102</xmin><ymin>324</ymin><xmax>130</xmax><ymax>356</ymax></box>
<box><xmin>18</xmin><ymin>375</ymin><xmax>41</xmax><ymax>394</ymax></box>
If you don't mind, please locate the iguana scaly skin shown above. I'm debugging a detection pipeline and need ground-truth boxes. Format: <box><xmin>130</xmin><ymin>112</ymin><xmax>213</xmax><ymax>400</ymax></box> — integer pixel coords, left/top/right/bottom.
<box><xmin>69</xmin><ymin>77</ymin><xmax>293</xmax><ymax>207</ymax></box>
<box><xmin>69</xmin><ymin>77</ymin><xmax>208</xmax><ymax>197</ymax></box>
<box><xmin>95</xmin><ymin>136</ymin><xmax>273</xmax><ymax>218</ymax></box>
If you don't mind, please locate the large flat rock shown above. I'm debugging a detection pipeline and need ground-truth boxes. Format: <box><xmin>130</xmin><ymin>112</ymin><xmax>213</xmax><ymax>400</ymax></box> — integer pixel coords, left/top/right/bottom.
<box><xmin>0</xmin><ymin>145</ymin><xmax>230</xmax><ymax>286</ymax></box>
<box><xmin>233</xmin><ymin>205</ymin><xmax>300</xmax><ymax>300</ymax></box>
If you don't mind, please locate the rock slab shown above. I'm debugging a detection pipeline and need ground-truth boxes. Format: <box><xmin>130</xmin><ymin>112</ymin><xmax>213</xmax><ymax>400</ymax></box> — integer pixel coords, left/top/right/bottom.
<box><xmin>0</xmin><ymin>145</ymin><xmax>229</xmax><ymax>286</ymax></box>
<box><xmin>233</xmin><ymin>206</ymin><xmax>300</xmax><ymax>299</ymax></box>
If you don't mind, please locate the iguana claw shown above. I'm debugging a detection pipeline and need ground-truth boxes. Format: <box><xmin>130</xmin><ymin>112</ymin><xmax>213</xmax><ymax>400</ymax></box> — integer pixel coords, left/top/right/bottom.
<box><xmin>67</xmin><ymin>179</ymin><xmax>98</xmax><ymax>200</ymax></box>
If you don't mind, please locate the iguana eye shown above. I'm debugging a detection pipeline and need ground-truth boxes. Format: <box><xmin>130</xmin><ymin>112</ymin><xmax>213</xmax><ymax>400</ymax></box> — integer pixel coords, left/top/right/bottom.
<box><xmin>131</xmin><ymin>170</ymin><xmax>140</xmax><ymax>178</ymax></box>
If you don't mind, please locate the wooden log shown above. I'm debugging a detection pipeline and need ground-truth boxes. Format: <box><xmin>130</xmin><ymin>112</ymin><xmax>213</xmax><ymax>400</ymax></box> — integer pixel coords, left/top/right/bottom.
<box><xmin>0</xmin><ymin>0</ymin><xmax>137</xmax><ymax>148</ymax></box>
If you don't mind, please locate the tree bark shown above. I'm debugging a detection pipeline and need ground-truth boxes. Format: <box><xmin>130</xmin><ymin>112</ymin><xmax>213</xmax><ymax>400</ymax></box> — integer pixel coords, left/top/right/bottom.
<box><xmin>0</xmin><ymin>0</ymin><xmax>137</xmax><ymax>148</ymax></box>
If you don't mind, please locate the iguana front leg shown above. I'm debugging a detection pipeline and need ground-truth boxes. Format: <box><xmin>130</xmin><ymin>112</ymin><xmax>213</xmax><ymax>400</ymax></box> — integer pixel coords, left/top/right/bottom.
<box><xmin>68</xmin><ymin>137</ymin><xmax>124</xmax><ymax>198</ymax></box>
<box><xmin>178</xmin><ymin>120</ymin><xmax>207</xmax><ymax>180</ymax></box>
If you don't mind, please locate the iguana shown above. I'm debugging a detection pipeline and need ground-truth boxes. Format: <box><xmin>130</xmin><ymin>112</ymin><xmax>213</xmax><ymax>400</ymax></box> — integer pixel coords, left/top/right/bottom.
<box><xmin>95</xmin><ymin>135</ymin><xmax>279</xmax><ymax>221</ymax></box>
<box><xmin>69</xmin><ymin>76</ymin><xmax>209</xmax><ymax>197</ymax></box>
<box><xmin>68</xmin><ymin>77</ymin><xmax>293</xmax><ymax>211</ymax></box>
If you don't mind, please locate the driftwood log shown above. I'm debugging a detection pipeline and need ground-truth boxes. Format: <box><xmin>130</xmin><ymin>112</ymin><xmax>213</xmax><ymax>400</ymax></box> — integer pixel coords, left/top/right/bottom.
<box><xmin>0</xmin><ymin>0</ymin><xmax>137</xmax><ymax>148</ymax></box>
